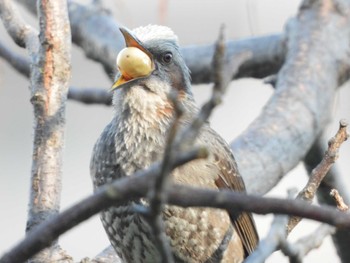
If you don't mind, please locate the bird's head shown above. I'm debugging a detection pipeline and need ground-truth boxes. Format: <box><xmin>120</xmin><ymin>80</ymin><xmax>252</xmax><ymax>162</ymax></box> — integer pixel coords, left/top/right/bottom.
<box><xmin>112</xmin><ymin>25</ymin><xmax>194</xmax><ymax>120</ymax></box>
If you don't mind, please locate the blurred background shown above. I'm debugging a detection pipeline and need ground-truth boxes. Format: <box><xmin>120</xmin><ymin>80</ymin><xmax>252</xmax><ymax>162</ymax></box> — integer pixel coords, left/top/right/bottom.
<box><xmin>1</xmin><ymin>0</ymin><xmax>350</xmax><ymax>262</ymax></box>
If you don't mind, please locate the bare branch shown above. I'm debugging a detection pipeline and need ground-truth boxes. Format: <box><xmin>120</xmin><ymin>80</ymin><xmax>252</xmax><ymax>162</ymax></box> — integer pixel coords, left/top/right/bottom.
<box><xmin>330</xmin><ymin>189</ymin><xmax>349</xmax><ymax>212</ymax></box>
<box><xmin>143</xmin><ymin>96</ymin><xmax>184</xmax><ymax>263</ymax></box>
<box><xmin>304</xmin><ymin>134</ymin><xmax>350</xmax><ymax>262</ymax></box>
<box><xmin>0</xmin><ymin>41</ymin><xmax>30</xmax><ymax>76</ymax></box>
<box><xmin>0</xmin><ymin>0</ymin><xmax>36</xmax><ymax>48</ymax></box>
<box><xmin>68</xmin><ymin>87</ymin><xmax>112</xmax><ymax>105</ymax></box>
<box><xmin>288</xmin><ymin>120</ymin><xmax>349</xmax><ymax>233</ymax></box>
<box><xmin>280</xmin><ymin>188</ymin><xmax>349</xmax><ymax>262</ymax></box>
<box><xmin>245</xmin><ymin>215</ymin><xmax>289</xmax><ymax>263</ymax></box>
<box><xmin>281</xmin><ymin>224</ymin><xmax>336</xmax><ymax>263</ymax></box>
<box><xmin>5</xmin><ymin>160</ymin><xmax>350</xmax><ymax>263</ymax></box>
<box><xmin>232</xmin><ymin>0</ymin><xmax>350</xmax><ymax>195</ymax></box>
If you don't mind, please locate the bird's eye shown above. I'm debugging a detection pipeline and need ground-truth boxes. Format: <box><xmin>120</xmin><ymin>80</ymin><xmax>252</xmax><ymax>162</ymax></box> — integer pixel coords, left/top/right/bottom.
<box><xmin>162</xmin><ymin>52</ymin><xmax>173</xmax><ymax>64</ymax></box>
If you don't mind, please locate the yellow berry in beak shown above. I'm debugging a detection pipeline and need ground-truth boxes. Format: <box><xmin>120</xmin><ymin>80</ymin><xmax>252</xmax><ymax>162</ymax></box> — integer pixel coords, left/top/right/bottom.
<box><xmin>116</xmin><ymin>47</ymin><xmax>153</xmax><ymax>80</ymax></box>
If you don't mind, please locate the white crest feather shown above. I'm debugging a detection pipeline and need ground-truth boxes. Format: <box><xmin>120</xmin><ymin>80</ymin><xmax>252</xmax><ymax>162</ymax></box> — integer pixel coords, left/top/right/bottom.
<box><xmin>132</xmin><ymin>25</ymin><xmax>178</xmax><ymax>44</ymax></box>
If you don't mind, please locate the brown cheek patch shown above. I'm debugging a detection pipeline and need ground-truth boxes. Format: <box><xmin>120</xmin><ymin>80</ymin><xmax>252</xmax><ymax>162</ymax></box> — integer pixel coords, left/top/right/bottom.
<box><xmin>156</xmin><ymin>101</ymin><xmax>174</xmax><ymax>120</ymax></box>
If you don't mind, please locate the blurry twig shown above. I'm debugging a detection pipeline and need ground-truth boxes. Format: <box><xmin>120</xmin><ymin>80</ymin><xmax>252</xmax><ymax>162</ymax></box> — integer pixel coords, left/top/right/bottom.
<box><xmin>288</xmin><ymin>120</ymin><xmax>349</xmax><ymax>233</ymax></box>
<box><xmin>281</xmin><ymin>188</ymin><xmax>349</xmax><ymax>262</ymax></box>
<box><xmin>179</xmin><ymin>25</ymin><xmax>252</xmax><ymax>147</ymax></box>
<box><xmin>281</xmin><ymin>224</ymin><xmax>336</xmax><ymax>263</ymax></box>
<box><xmin>330</xmin><ymin>189</ymin><xmax>349</xmax><ymax>211</ymax></box>
<box><xmin>245</xmin><ymin>215</ymin><xmax>289</xmax><ymax>263</ymax></box>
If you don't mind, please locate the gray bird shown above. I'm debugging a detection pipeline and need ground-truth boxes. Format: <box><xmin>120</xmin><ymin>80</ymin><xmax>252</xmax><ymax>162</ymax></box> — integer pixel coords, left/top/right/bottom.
<box><xmin>90</xmin><ymin>25</ymin><xmax>259</xmax><ymax>263</ymax></box>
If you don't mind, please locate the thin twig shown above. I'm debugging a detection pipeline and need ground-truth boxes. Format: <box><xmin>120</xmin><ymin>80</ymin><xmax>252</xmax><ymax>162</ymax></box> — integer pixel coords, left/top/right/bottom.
<box><xmin>245</xmin><ymin>215</ymin><xmax>289</xmax><ymax>263</ymax></box>
<box><xmin>280</xmin><ymin>188</ymin><xmax>349</xmax><ymax>262</ymax></box>
<box><xmin>330</xmin><ymin>189</ymin><xmax>349</xmax><ymax>211</ymax></box>
<box><xmin>0</xmin><ymin>0</ymin><xmax>36</xmax><ymax>48</ymax></box>
<box><xmin>144</xmin><ymin>93</ymin><xmax>184</xmax><ymax>263</ymax></box>
<box><xmin>68</xmin><ymin>87</ymin><xmax>112</xmax><ymax>105</ymax></box>
<box><xmin>179</xmin><ymin>26</ymin><xmax>252</xmax><ymax>147</ymax></box>
<box><xmin>0</xmin><ymin>41</ymin><xmax>30</xmax><ymax>76</ymax></box>
<box><xmin>287</xmin><ymin>120</ymin><xmax>349</xmax><ymax>233</ymax></box>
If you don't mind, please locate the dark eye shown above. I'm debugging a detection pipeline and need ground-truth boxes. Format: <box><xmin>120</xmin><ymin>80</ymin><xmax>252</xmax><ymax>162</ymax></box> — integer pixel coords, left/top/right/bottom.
<box><xmin>162</xmin><ymin>52</ymin><xmax>173</xmax><ymax>64</ymax></box>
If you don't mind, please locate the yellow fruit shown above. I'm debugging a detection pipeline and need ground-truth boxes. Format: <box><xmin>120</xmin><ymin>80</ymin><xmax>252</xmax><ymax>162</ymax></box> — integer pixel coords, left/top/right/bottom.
<box><xmin>116</xmin><ymin>47</ymin><xmax>153</xmax><ymax>80</ymax></box>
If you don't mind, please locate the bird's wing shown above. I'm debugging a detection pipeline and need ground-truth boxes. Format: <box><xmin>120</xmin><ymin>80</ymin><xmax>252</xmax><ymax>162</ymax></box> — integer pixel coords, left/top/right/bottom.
<box><xmin>200</xmin><ymin>125</ymin><xmax>259</xmax><ymax>256</ymax></box>
<box><xmin>90</xmin><ymin>122</ymin><xmax>124</xmax><ymax>189</ymax></box>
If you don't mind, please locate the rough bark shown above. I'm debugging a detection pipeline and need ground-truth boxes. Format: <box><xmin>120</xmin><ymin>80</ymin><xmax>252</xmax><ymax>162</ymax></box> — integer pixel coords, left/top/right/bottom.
<box><xmin>0</xmin><ymin>0</ymin><xmax>72</xmax><ymax>262</ymax></box>
<box><xmin>232</xmin><ymin>0</ymin><xmax>350</xmax><ymax>194</ymax></box>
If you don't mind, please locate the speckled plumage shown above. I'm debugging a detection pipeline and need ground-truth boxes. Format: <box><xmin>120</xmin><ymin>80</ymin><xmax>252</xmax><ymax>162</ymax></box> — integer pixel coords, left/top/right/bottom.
<box><xmin>90</xmin><ymin>25</ymin><xmax>258</xmax><ymax>263</ymax></box>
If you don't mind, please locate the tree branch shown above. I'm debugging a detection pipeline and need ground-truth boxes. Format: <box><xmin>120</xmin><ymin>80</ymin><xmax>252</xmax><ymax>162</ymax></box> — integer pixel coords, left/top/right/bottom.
<box><xmin>4</xmin><ymin>167</ymin><xmax>350</xmax><ymax>263</ymax></box>
<box><xmin>0</xmin><ymin>0</ymin><xmax>72</xmax><ymax>262</ymax></box>
<box><xmin>0</xmin><ymin>0</ymin><xmax>36</xmax><ymax>48</ymax></box>
<box><xmin>304</xmin><ymin>135</ymin><xmax>350</xmax><ymax>262</ymax></box>
<box><xmin>0</xmin><ymin>41</ymin><xmax>30</xmax><ymax>76</ymax></box>
<box><xmin>281</xmin><ymin>224</ymin><xmax>336</xmax><ymax>263</ymax></box>
<box><xmin>287</xmin><ymin>120</ymin><xmax>349</xmax><ymax>233</ymax></box>
<box><xmin>232</xmin><ymin>0</ymin><xmax>350</xmax><ymax>194</ymax></box>
<box><xmin>245</xmin><ymin>215</ymin><xmax>289</xmax><ymax>263</ymax></box>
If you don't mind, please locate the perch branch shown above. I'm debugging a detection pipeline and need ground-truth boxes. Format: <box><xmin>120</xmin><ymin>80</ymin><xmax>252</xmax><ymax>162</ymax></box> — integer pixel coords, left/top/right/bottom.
<box><xmin>4</xmin><ymin>171</ymin><xmax>350</xmax><ymax>263</ymax></box>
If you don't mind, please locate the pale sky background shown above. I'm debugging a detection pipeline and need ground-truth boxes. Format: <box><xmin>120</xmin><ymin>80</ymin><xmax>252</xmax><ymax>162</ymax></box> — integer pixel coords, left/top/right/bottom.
<box><xmin>1</xmin><ymin>0</ymin><xmax>350</xmax><ymax>262</ymax></box>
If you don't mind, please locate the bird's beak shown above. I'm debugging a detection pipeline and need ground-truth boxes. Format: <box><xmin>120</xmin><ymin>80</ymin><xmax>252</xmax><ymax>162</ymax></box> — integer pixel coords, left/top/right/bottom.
<box><xmin>112</xmin><ymin>27</ymin><xmax>154</xmax><ymax>90</ymax></box>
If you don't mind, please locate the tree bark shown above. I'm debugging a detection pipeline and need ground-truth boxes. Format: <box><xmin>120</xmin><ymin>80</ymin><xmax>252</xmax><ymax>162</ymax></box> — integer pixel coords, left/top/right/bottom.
<box><xmin>232</xmin><ymin>0</ymin><xmax>350</xmax><ymax>194</ymax></box>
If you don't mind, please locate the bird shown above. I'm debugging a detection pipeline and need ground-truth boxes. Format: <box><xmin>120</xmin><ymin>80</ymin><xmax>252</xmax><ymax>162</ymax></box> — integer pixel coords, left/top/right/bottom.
<box><xmin>90</xmin><ymin>25</ymin><xmax>259</xmax><ymax>263</ymax></box>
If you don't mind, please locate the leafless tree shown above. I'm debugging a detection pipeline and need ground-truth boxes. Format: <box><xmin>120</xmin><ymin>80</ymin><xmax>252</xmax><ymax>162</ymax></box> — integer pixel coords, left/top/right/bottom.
<box><xmin>1</xmin><ymin>0</ymin><xmax>350</xmax><ymax>262</ymax></box>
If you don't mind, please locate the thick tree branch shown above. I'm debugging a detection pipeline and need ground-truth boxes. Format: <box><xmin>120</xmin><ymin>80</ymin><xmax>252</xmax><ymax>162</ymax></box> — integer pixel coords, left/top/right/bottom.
<box><xmin>232</xmin><ymin>0</ymin><xmax>350</xmax><ymax>194</ymax></box>
<box><xmin>0</xmin><ymin>0</ymin><xmax>72</xmax><ymax>262</ymax></box>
